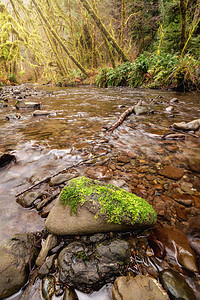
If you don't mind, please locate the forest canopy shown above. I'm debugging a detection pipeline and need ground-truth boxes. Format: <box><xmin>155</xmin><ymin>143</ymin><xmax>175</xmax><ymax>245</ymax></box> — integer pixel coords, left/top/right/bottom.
<box><xmin>0</xmin><ymin>0</ymin><xmax>199</xmax><ymax>90</ymax></box>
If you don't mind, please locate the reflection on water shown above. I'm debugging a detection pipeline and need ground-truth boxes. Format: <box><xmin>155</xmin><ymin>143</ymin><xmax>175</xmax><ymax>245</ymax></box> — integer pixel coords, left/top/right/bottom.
<box><xmin>0</xmin><ymin>85</ymin><xmax>199</xmax><ymax>243</ymax></box>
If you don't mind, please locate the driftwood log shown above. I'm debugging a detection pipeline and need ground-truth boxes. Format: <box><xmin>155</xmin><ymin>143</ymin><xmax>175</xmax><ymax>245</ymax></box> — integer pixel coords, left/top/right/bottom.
<box><xmin>106</xmin><ymin>100</ymin><xmax>142</xmax><ymax>133</ymax></box>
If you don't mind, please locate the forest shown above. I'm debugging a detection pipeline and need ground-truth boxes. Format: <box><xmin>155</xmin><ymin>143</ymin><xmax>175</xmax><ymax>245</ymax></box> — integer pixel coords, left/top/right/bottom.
<box><xmin>0</xmin><ymin>0</ymin><xmax>200</xmax><ymax>91</ymax></box>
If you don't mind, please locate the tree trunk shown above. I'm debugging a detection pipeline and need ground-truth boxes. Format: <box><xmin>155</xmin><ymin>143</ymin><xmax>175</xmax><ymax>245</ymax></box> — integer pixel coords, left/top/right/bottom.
<box><xmin>79</xmin><ymin>0</ymin><xmax>129</xmax><ymax>62</ymax></box>
<box><xmin>32</xmin><ymin>0</ymin><xmax>88</xmax><ymax>77</ymax></box>
<box><xmin>180</xmin><ymin>0</ymin><xmax>188</xmax><ymax>51</ymax></box>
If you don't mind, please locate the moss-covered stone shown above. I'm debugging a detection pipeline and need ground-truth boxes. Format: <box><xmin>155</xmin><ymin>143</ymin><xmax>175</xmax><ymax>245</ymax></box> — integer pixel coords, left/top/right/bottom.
<box><xmin>60</xmin><ymin>176</ymin><xmax>156</xmax><ymax>226</ymax></box>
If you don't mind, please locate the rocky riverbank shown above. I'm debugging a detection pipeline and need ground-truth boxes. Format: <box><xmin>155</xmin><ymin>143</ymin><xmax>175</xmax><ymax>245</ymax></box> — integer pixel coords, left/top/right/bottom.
<box><xmin>0</xmin><ymin>84</ymin><xmax>200</xmax><ymax>299</ymax></box>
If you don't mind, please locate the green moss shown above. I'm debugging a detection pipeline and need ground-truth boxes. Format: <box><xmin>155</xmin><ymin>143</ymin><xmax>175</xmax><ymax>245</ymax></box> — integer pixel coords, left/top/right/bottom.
<box><xmin>60</xmin><ymin>176</ymin><xmax>157</xmax><ymax>226</ymax></box>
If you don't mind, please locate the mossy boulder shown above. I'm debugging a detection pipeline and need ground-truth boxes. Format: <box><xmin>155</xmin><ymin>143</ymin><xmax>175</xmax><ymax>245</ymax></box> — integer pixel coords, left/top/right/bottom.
<box><xmin>45</xmin><ymin>176</ymin><xmax>156</xmax><ymax>235</ymax></box>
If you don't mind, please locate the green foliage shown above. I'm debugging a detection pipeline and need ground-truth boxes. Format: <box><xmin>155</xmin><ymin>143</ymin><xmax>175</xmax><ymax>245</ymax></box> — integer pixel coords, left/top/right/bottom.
<box><xmin>59</xmin><ymin>176</ymin><xmax>157</xmax><ymax>225</ymax></box>
<box><xmin>96</xmin><ymin>51</ymin><xmax>200</xmax><ymax>91</ymax></box>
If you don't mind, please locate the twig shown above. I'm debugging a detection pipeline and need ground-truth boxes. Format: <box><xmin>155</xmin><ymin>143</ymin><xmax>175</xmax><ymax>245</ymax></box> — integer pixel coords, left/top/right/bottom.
<box><xmin>106</xmin><ymin>100</ymin><xmax>142</xmax><ymax>133</ymax></box>
<box><xmin>15</xmin><ymin>153</ymin><xmax>109</xmax><ymax>197</ymax></box>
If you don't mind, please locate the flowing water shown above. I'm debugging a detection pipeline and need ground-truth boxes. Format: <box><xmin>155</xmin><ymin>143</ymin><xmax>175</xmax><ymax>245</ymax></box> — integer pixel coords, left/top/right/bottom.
<box><xmin>0</xmin><ymin>84</ymin><xmax>199</xmax><ymax>244</ymax></box>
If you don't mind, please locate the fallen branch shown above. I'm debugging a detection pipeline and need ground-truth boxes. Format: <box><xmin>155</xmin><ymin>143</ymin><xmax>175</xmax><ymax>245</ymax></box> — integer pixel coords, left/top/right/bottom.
<box><xmin>15</xmin><ymin>153</ymin><xmax>108</xmax><ymax>197</ymax></box>
<box><xmin>105</xmin><ymin>100</ymin><xmax>142</xmax><ymax>133</ymax></box>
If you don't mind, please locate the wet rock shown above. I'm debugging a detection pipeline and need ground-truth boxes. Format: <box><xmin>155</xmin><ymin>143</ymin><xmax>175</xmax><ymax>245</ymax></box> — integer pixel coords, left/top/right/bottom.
<box><xmin>171</xmin><ymin>119</ymin><xmax>200</xmax><ymax>131</ymax></box>
<box><xmin>38</xmin><ymin>254</ymin><xmax>56</xmax><ymax>278</ymax></box>
<box><xmin>112</xmin><ymin>275</ymin><xmax>169</xmax><ymax>300</ymax></box>
<box><xmin>45</xmin><ymin>177</ymin><xmax>157</xmax><ymax>235</ymax></box>
<box><xmin>176</xmin><ymin>206</ymin><xmax>188</xmax><ymax>221</ymax></box>
<box><xmin>85</xmin><ymin>165</ymin><xmax>113</xmax><ymax>180</ymax></box>
<box><xmin>158</xmin><ymin>165</ymin><xmax>184</xmax><ymax>180</ymax></box>
<box><xmin>42</xmin><ymin>275</ymin><xmax>55</xmax><ymax>300</ymax></box>
<box><xmin>165</xmin><ymin>106</ymin><xmax>174</xmax><ymax>112</ymax></box>
<box><xmin>192</xmin><ymin>195</ymin><xmax>200</xmax><ymax>208</ymax></box>
<box><xmin>63</xmin><ymin>286</ymin><xmax>78</xmax><ymax>300</ymax></box>
<box><xmin>33</xmin><ymin>110</ymin><xmax>50</xmax><ymax>116</ymax></box>
<box><xmin>36</xmin><ymin>234</ymin><xmax>58</xmax><ymax>266</ymax></box>
<box><xmin>5</xmin><ymin>113</ymin><xmax>21</xmax><ymax>121</ymax></box>
<box><xmin>187</xmin><ymin>156</ymin><xmax>200</xmax><ymax>173</ymax></box>
<box><xmin>134</xmin><ymin>105</ymin><xmax>149</xmax><ymax>115</ymax></box>
<box><xmin>0</xmin><ymin>151</ymin><xmax>15</xmax><ymax>168</ymax></box>
<box><xmin>147</xmin><ymin>235</ymin><xmax>166</xmax><ymax>259</ymax></box>
<box><xmin>172</xmin><ymin>194</ymin><xmax>193</xmax><ymax>206</ymax></box>
<box><xmin>17</xmin><ymin>190</ymin><xmax>43</xmax><ymax>208</ymax></box>
<box><xmin>170</xmin><ymin>98</ymin><xmax>179</xmax><ymax>103</ymax></box>
<box><xmin>153</xmin><ymin>224</ymin><xmax>198</xmax><ymax>272</ymax></box>
<box><xmin>40</xmin><ymin>200</ymin><xmax>56</xmax><ymax>218</ymax></box>
<box><xmin>180</xmin><ymin>182</ymin><xmax>194</xmax><ymax>195</ymax></box>
<box><xmin>49</xmin><ymin>174</ymin><xmax>75</xmax><ymax>186</ymax></box>
<box><xmin>187</xmin><ymin>215</ymin><xmax>200</xmax><ymax>238</ymax></box>
<box><xmin>58</xmin><ymin>239</ymin><xmax>130</xmax><ymax>292</ymax></box>
<box><xmin>160</xmin><ymin>269</ymin><xmax>196</xmax><ymax>300</ymax></box>
<box><xmin>0</xmin><ymin>233</ymin><xmax>38</xmax><ymax>299</ymax></box>
<box><xmin>15</xmin><ymin>100</ymin><xmax>41</xmax><ymax>109</ymax></box>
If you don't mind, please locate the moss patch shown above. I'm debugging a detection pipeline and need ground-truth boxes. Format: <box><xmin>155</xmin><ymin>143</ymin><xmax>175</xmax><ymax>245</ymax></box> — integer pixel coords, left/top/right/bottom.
<box><xmin>60</xmin><ymin>176</ymin><xmax>157</xmax><ymax>226</ymax></box>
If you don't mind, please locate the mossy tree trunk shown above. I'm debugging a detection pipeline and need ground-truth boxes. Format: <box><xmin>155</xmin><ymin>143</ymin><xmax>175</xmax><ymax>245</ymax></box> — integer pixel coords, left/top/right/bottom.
<box><xmin>79</xmin><ymin>0</ymin><xmax>129</xmax><ymax>62</ymax></box>
<box><xmin>180</xmin><ymin>0</ymin><xmax>188</xmax><ymax>51</ymax></box>
<box><xmin>32</xmin><ymin>0</ymin><xmax>88</xmax><ymax>77</ymax></box>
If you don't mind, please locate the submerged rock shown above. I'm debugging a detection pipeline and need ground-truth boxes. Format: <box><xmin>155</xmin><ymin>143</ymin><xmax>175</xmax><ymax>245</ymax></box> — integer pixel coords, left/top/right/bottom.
<box><xmin>42</xmin><ymin>275</ymin><xmax>55</xmax><ymax>300</ymax></box>
<box><xmin>112</xmin><ymin>275</ymin><xmax>169</xmax><ymax>300</ymax></box>
<box><xmin>45</xmin><ymin>176</ymin><xmax>157</xmax><ymax>235</ymax></box>
<box><xmin>0</xmin><ymin>151</ymin><xmax>15</xmax><ymax>168</ymax></box>
<box><xmin>153</xmin><ymin>224</ymin><xmax>198</xmax><ymax>273</ymax></box>
<box><xmin>49</xmin><ymin>173</ymin><xmax>75</xmax><ymax>187</ymax></box>
<box><xmin>160</xmin><ymin>270</ymin><xmax>196</xmax><ymax>300</ymax></box>
<box><xmin>0</xmin><ymin>233</ymin><xmax>39</xmax><ymax>299</ymax></box>
<box><xmin>58</xmin><ymin>239</ymin><xmax>130</xmax><ymax>292</ymax></box>
<box><xmin>158</xmin><ymin>165</ymin><xmax>184</xmax><ymax>180</ymax></box>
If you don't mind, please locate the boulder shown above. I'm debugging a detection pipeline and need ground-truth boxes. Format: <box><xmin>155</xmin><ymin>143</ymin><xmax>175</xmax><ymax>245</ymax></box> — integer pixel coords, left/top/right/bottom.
<box><xmin>45</xmin><ymin>176</ymin><xmax>157</xmax><ymax>235</ymax></box>
<box><xmin>58</xmin><ymin>239</ymin><xmax>130</xmax><ymax>292</ymax></box>
<box><xmin>112</xmin><ymin>275</ymin><xmax>169</xmax><ymax>300</ymax></box>
<box><xmin>0</xmin><ymin>233</ymin><xmax>39</xmax><ymax>299</ymax></box>
<box><xmin>0</xmin><ymin>152</ymin><xmax>15</xmax><ymax>168</ymax></box>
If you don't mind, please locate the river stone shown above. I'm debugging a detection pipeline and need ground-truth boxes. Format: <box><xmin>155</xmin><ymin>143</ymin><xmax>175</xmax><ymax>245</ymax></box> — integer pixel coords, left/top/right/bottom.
<box><xmin>0</xmin><ymin>233</ymin><xmax>38</xmax><ymax>299</ymax></box>
<box><xmin>160</xmin><ymin>270</ymin><xmax>196</xmax><ymax>300</ymax></box>
<box><xmin>58</xmin><ymin>239</ymin><xmax>130</xmax><ymax>292</ymax></box>
<box><xmin>36</xmin><ymin>234</ymin><xmax>58</xmax><ymax>266</ymax></box>
<box><xmin>33</xmin><ymin>110</ymin><xmax>50</xmax><ymax>116</ymax></box>
<box><xmin>0</xmin><ymin>152</ymin><xmax>15</xmax><ymax>168</ymax></box>
<box><xmin>63</xmin><ymin>286</ymin><xmax>78</xmax><ymax>300</ymax></box>
<box><xmin>45</xmin><ymin>176</ymin><xmax>157</xmax><ymax>235</ymax></box>
<box><xmin>17</xmin><ymin>190</ymin><xmax>43</xmax><ymax>208</ymax></box>
<box><xmin>42</xmin><ymin>275</ymin><xmax>55</xmax><ymax>300</ymax></box>
<box><xmin>15</xmin><ymin>100</ymin><xmax>41</xmax><ymax>109</ymax></box>
<box><xmin>158</xmin><ymin>165</ymin><xmax>184</xmax><ymax>180</ymax></box>
<box><xmin>49</xmin><ymin>173</ymin><xmax>75</xmax><ymax>186</ymax></box>
<box><xmin>187</xmin><ymin>156</ymin><xmax>200</xmax><ymax>173</ymax></box>
<box><xmin>112</xmin><ymin>275</ymin><xmax>169</xmax><ymax>300</ymax></box>
<box><xmin>134</xmin><ymin>105</ymin><xmax>149</xmax><ymax>115</ymax></box>
<box><xmin>153</xmin><ymin>225</ymin><xmax>198</xmax><ymax>273</ymax></box>
<box><xmin>171</xmin><ymin>119</ymin><xmax>200</xmax><ymax>131</ymax></box>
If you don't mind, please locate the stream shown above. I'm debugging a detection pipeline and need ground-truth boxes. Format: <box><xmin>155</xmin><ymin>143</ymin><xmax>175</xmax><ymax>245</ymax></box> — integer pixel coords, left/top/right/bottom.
<box><xmin>0</xmin><ymin>84</ymin><xmax>200</xmax><ymax>299</ymax></box>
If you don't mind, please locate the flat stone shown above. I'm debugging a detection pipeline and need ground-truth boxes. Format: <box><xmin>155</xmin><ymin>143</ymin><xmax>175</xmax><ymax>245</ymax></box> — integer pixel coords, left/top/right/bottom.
<box><xmin>172</xmin><ymin>194</ymin><xmax>193</xmax><ymax>206</ymax></box>
<box><xmin>15</xmin><ymin>100</ymin><xmax>41</xmax><ymax>109</ymax></box>
<box><xmin>45</xmin><ymin>176</ymin><xmax>157</xmax><ymax>236</ymax></box>
<box><xmin>158</xmin><ymin>165</ymin><xmax>184</xmax><ymax>180</ymax></box>
<box><xmin>187</xmin><ymin>156</ymin><xmax>200</xmax><ymax>173</ymax></box>
<box><xmin>192</xmin><ymin>195</ymin><xmax>200</xmax><ymax>208</ymax></box>
<box><xmin>112</xmin><ymin>275</ymin><xmax>169</xmax><ymax>300</ymax></box>
<box><xmin>85</xmin><ymin>166</ymin><xmax>113</xmax><ymax>180</ymax></box>
<box><xmin>33</xmin><ymin>110</ymin><xmax>51</xmax><ymax>116</ymax></box>
<box><xmin>49</xmin><ymin>174</ymin><xmax>75</xmax><ymax>186</ymax></box>
<box><xmin>36</xmin><ymin>234</ymin><xmax>58</xmax><ymax>266</ymax></box>
<box><xmin>17</xmin><ymin>191</ymin><xmax>43</xmax><ymax>208</ymax></box>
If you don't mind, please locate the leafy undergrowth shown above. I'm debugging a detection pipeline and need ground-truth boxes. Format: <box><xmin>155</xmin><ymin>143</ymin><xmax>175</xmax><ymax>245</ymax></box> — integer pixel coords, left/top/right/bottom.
<box><xmin>95</xmin><ymin>53</ymin><xmax>200</xmax><ymax>92</ymax></box>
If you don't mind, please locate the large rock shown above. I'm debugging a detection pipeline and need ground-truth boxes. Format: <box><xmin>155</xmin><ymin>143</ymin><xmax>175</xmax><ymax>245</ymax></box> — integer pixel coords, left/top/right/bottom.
<box><xmin>0</xmin><ymin>233</ymin><xmax>39</xmax><ymax>299</ymax></box>
<box><xmin>58</xmin><ymin>239</ymin><xmax>130</xmax><ymax>292</ymax></box>
<box><xmin>45</xmin><ymin>176</ymin><xmax>157</xmax><ymax>235</ymax></box>
<box><xmin>112</xmin><ymin>275</ymin><xmax>169</xmax><ymax>300</ymax></box>
<box><xmin>158</xmin><ymin>165</ymin><xmax>184</xmax><ymax>180</ymax></box>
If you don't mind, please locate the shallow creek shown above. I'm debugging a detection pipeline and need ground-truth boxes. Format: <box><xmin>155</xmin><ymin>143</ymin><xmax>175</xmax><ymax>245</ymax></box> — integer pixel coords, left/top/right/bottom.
<box><xmin>0</xmin><ymin>84</ymin><xmax>200</xmax><ymax>299</ymax></box>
